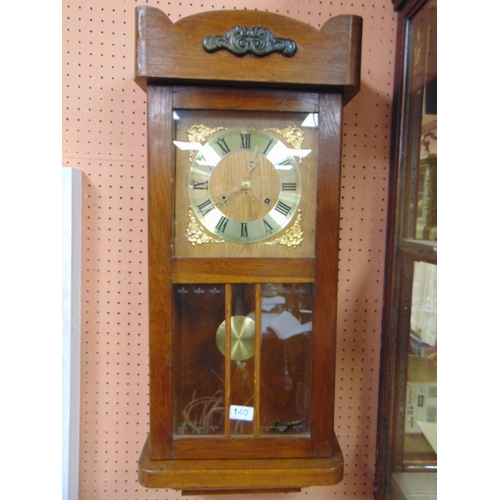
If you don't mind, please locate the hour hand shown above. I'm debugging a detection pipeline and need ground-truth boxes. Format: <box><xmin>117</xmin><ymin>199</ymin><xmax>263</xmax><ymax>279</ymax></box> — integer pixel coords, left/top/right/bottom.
<box><xmin>215</xmin><ymin>184</ymin><xmax>242</xmax><ymax>205</ymax></box>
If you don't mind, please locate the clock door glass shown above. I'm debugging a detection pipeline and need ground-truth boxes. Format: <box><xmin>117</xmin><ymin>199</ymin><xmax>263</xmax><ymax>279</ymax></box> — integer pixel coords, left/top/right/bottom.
<box><xmin>259</xmin><ymin>283</ymin><xmax>312</xmax><ymax>436</ymax></box>
<box><xmin>173</xmin><ymin>282</ymin><xmax>313</xmax><ymax>438</ymax></box>
<box><xmin>173</xmin><ymin>284</ymin><xmax>227</xmax><ymax>436</ymax></box>
<box><xmin>172</xmin><ymin>110</ymin><xmax>318</xmax><ymax>259</ymax></box>
<box><xmin>227</xmin><ymin>284</ymin><xmax>256</xmax><ymax>437</ymax></box>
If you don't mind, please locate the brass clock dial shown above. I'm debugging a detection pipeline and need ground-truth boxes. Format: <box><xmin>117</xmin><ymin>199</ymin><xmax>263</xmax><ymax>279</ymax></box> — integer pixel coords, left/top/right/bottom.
<box><xmin>188</xmin><ymin>129</ymin><xmax>301</xmax><ymax>244</ymax></box>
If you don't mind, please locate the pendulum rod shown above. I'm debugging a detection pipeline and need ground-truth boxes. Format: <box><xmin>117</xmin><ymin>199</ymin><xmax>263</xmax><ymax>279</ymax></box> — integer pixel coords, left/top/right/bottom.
<box><xmin>224</xmin><ymin>283</ymin><xmax>233</xmax><ymax>436</ymax></box>
<box><xmin>253</xmin><ymin>284</ymin><xmax>262</xmax><ymax>437</ymax></box>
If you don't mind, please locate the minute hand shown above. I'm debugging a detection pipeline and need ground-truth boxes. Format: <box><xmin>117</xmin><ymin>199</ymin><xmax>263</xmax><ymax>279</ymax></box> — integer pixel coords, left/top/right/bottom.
<box><xmin>245</xmin><ymin>147</ymin><xmax>260</xmax><ymax>180</ymax></box>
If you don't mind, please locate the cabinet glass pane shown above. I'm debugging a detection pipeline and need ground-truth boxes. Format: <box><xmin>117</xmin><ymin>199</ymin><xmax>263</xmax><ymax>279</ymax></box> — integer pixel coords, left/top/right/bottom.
<box><xmin>405</xmin><ymin>0</ymin><xmax>437</xmax><ymax>241</ymax></box>
<box><xmin>403</xmin><ymin>261</ymin><xmax>437</xmax><ymax>464</ymax></box>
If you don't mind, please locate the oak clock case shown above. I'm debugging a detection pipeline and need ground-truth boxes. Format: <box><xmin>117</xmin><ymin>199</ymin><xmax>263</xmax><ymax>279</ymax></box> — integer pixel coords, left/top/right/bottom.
<box><xmin>134</xmin><ymin>5</ymin><xmax>362</xmax><ymax>493</ymax></box>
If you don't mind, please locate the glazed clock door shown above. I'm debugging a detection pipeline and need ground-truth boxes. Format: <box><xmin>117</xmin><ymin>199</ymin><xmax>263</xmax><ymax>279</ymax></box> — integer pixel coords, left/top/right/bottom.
<box><xmin>145</xmin><ymin>85</ymin><xmax>343</xmax><ymax>462</ymax></box>
<box><xmin>172</xmin><ymin>95</ymin><xmax>318</xmax><ymax>460</ymax></box>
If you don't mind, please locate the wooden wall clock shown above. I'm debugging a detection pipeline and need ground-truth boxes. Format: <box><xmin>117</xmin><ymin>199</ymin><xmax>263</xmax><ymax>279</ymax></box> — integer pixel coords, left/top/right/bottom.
<box><xmin>134</xmin><ymin>6</ymin><xmax>362</xmax><ymax>493</ymax></box>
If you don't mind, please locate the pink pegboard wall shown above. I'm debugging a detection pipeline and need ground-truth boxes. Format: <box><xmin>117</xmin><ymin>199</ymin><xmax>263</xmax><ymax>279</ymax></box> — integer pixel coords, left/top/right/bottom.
<box><xmin>63</xmin><ymin>1</ymin><xmax>396</xmax><ymax>498</ymax></box>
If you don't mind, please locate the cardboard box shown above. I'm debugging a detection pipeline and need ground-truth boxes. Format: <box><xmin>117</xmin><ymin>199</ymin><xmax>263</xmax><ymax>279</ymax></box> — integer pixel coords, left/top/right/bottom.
<box><xmin>405</xmin><ymin>381</ymin><xmax>437</xmax><ymax>434</ymax></box>
<box><xmin>405</xmin><ymin>355</ymin><xmax>437</xmax><ymax>434</ymax></box>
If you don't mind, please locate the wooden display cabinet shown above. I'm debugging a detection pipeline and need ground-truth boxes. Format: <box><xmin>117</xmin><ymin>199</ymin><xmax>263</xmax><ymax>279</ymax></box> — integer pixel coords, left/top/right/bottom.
<box><xmin>376</xmin><ymin>0</ymin><xmax>437</xmax><ymax>498</ymax></box>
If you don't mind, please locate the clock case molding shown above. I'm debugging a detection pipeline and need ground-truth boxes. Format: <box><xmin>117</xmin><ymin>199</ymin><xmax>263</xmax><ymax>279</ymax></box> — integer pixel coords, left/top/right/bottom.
<box><xmin>134</xmin><ymin>6</ymin><xmax>362</xmax><ymax>492</ymax></box>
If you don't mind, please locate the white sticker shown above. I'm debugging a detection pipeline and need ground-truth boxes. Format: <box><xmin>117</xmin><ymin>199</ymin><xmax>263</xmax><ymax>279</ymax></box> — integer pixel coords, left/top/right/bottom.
<box><xmin>229</xmin><ymin>405</ymin><xmax>254</xmax><ymax>422</ymax></box>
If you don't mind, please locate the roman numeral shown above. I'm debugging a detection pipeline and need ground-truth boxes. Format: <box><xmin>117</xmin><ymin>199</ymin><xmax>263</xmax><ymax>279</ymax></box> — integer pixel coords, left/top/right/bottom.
<box><xmin>240</xmin><ymin>222</ymin><xmax>248</xmax><ymax>237</ymax></box>
<box><xmin>281</xmin><ymin>182</ymin><xmax>297</xmax><ymax>191</ymax></box>
<box><xmin>215</xmin><ymin>216</ymin><xmax>229</xmax><ymax>232</ymax></box>
<box><xmin>275</xmin><ymin>200</ymin><xmax>292</xmax><ymax>217</ymax></box>
<box><xmin>197</xmin><ymin>199</ymin><xmax>215</xmax><ymax>216</ymax></box>
<box><xmin>240</xmin><ymin>133</ymin><xmax>251</xmax><ymax>149</ymax></box>
<box><xmin>278</xmin><ymin>157</ymin><xmax>293</xmax><ymax>166</ymax></box>
<box><xmin>262</xmin><ymin>139</ymin><xmax>274</xmax><ymax>155</ymax></box>
<box><xmin>263</xmin><ymin>219</ymin><xmax>273</xmax><ymax>233</ymax></box>
<box><xmin>196</xmin><ymin>153</ymin><xmax>215</xmax><ymax>171</ymax></box>
<box><xmin>215</xmin><ymin>137</ymin><xmax>230</xmax><ymax>155</ymax></box>
<box><xmin>192</xmin><ymin>180</ymin><xmax>208</xmax><ymax>190</ymax></box>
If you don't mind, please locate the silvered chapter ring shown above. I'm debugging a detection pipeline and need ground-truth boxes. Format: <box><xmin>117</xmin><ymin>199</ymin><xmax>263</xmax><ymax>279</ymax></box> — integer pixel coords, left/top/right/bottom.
<box><xmin>203</xmin><ymin>26</ymin><xmax>297</xmax><ymax>57</ymax></box>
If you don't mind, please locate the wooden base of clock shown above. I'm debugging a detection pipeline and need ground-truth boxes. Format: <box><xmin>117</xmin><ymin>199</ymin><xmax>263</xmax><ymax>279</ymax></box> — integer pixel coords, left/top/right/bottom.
<box><xmin>138</xmin><ymin>437</ymin><xmax>344</xmax><ymax>492</ymax></box>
